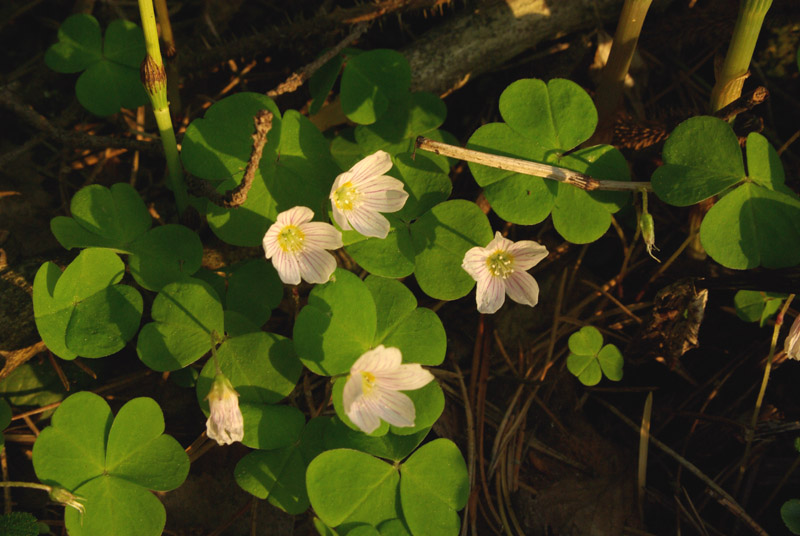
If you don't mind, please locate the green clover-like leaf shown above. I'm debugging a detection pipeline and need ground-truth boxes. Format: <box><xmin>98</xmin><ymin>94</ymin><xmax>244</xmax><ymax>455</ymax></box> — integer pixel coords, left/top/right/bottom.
<box><xmin>307</xmin><ymin>449</ymin><xmax>400</xmax><ymax>527</ymax></box>
<box><xmin>322</xmin><ymin>417</ymin><xmax>429</xmax><ymax>462</ymax></box>
<box><xmin>340</xmin><ymin>49</ymin><xmax>411</xmax><ymax>125</ymax></box>
<box><xmin>136</xmin><ymin>278</ymin><xmax>224</xmax><ymax>371</ymax></box>
<box><xmin>0</xmin><ymin>512</ymin><xmax>39</xmax><ymax>536</ymax></box>
<box><xmin>467</xmin><ymin>78</ymin><xmax>629</xmax><ymax>244</ymax></box>
<box><xmin>399</xmin><ymin>439</ymin><xmax>469</xmax><ymax>536</ymax></box>
<box><xmin>33</xmin><ymin>392</ymin><xmax>189</xmax><ymax>536</ymax></box>
<box><xmin>33</xmin><ymin>248</ymin><xmax>143</xmax><ymax>360</ymax></box>
<box><xmin>783</xmin><ymin>499</ymin><xmax>800</xmax><ymax>535</ymax></box>
<box><xmin>235</xmin><ymin>444</ymin><xmax>310</xmax><ymax>514</ymax></box>
<box><xmin>566</xmin><ymin>326</ymin><xmax>624</xmax><ymax>386</ymax></box>
<box><xmin>734</xmin><ymin>290</ymin><xmax>786</xmax><ymax>326</ymax></box>
<box><xmin>45</xmin><ymin>15</ymin><xmax>147</xmax><ymax>116</ymax></box>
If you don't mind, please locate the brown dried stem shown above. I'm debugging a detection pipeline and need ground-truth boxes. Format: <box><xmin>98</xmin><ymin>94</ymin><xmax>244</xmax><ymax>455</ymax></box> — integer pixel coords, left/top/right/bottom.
<box><xmin>415</xmin><ymin>136</ymin><xmax>651</xmax><ymax>192</ymax></box>
<box><xmin>187</xmin><ymin>110</ymin><xmax>273</xmax><ymax>208</ymax></box>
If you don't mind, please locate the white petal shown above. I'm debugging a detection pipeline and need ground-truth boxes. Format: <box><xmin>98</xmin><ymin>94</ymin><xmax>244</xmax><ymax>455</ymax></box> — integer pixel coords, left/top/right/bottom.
<box><xmin>347</xmin><ymin>396</ymin><xmax>382</xmax><ymax>433</ymax></box>
<box><xmin>504</xmin><ymin>271</ymin><xmax>539</xmax><ymax>308</ymax></box>
<box><xmin>476</xmin><ymin>274</ymin><xmax>505</xmax><ymax>314</ymax></box>
<box><xmin>342</xmin><ymin>373</ymin><xmax>362</xmax><ymax>413</ymax></box>
<box><xmin>301</xmin><ymin>222</ymin><xmax>343</xmax><ymax>250</ymax></box>
<box><xmin>374</xmin><ymin>363</ymin><xmax>434</xmax><ymax>391</ymax></box>
<box><xmin>351</xmin><ymin>345</ymin><xmax>402</xmax><ymax>374</ymax></box>
<box><xmin>462</xmin><ymin>246</ymin><xmax>491</xmax><ymax>279</ymax></box>
<box><xmin>262</xmin><ymin>222</ymin><xmax>281</xmax><ymax>259</ymax></box>
<box><xmin>297</xmin><ymin>248</ymin><xmax>337</xmax><ymax>284</ymax></box>
<box><xmin>330</xmin><ymin>203</ymin><xmax>352</xmax><ymax>231</ymax></box>
<box><xmin>348</xmin><ymin>151</ymin><xmax>393</xmax><ymax>184</ymax></box>
<box><xmin>359</xmin><ymin>181</ymin><xmax>409</xmax><ymax>213</ymax></box>
<box><xmin>348</xmin><ymin>207</ymin><xmax>391</xmax><ymax>239</ymax></box>
<box><xmin>485</xmin><ymin>231</ymin><xmax>512</xmax><ymax>251</ymax></box>
<box><xmin>206</xmin><ymin>396</ymin><xmax>244</xmax><ymax>446</ymax></box>
<box><xmin>370</xmin><ymin>388</ymin><xmax>416</xmax><ymax>428</ymax></box>
<box><xmin>507</xmin><ymin>240</ymin><xmax>548</xmax><ymax>271</ymax></box>
<box><xmin>271</xmin><ymin>249</ymin><xmax>301</xmax><ymax>285</ymax></box>
<box><xmin>276</xmin><ymin>206</ymin><xmax>314</xmax><ymax>227</ymax></box>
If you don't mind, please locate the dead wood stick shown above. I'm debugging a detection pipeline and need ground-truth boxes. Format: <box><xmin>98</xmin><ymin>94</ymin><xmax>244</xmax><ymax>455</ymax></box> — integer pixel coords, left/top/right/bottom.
<box><xmin>267</xmin><ymin>23</ymin><xmax>368</xmax><ymax>98</ymax></box>
<box><xmin>0</xmin><ymin>88</ymin><xmax>161</xmax><ymax>156</ymax></box>
<box><xmin>713</xmin><ymin>86</ymin><xmax>769</xmax><ymax>123</ymax></box>
<box><xmin>187</xmin><ymin>110</ymin><xmax>273</xmax><ymax>208</ymax></box>
<box><xmin>415</xmin><ymin>136</ymin><xmax>652</xmax><ymax>192</ymax></box>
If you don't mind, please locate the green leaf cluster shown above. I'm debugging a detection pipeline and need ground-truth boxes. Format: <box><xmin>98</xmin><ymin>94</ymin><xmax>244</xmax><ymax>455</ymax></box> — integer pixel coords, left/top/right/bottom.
<box><xmin>306</xmin><ymin>439</ymin><xmax>469</xmax><ymax>535</ymax></box>
<box><xmin>0</xmin><ymin>512</ymin><xmax>41</xmax><ymax>536</ymax></box>
<box><xmin>733</xmin><ymin>290</ymin><xmax>785</xmax><ymax>326</ymax></box>
<box><xmin>652</xmin><ymin>117</ymin><xmax>800</xmax><ymax>269</ymax></box>
<box><xmin>44</xmin><ymin>14</ymin><xmax>147</xmax><ymax>116</ymax></box>
<box><xmin>33</xmin><ymin>392</ymin><xmax>189</xmax><ymax>536</ymax></box>
<box><xmin>566</xmin><ymin>326</ymin><xmax>623</xmax><ymax>386</ymax></box>
<box><xmin>467</xmin><ymin>78</ymin><xmax>630</xmax><ymax>244</ymax></box>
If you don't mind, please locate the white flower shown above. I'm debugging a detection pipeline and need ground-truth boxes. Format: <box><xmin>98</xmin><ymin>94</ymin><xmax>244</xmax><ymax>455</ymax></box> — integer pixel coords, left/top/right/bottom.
<box><xmin>461</xmin><ymin>231</ymin><xmax>548</xmax><ymax>315</ymax></box>
<box><xmin>785</xmin><ymin>315</ymin><xmax>800</xmax><ymax>360</ymax></box>
<box><xmin>205</xmin><ymin>373</ymin><xmax>244</xmax><ymax>445</ymax></box>
<box><xmin>330</xmin><ymin>150</ymin><xmax>409</xmax><ymax>239</ymax></box>
<box><xmin>263</xmin><ymin>206</ymin><xmax>343</xmax><ymax>285</ymax></box>
<box><xmin>342</xmin><ymin>345</ymin><xmax>434</xmax><ymax>434</ymax></box>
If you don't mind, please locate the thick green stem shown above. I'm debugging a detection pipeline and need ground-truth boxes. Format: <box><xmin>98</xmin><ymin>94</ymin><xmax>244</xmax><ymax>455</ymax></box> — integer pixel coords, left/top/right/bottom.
<box><xmin>137</xmin><ymin>0</ymin><xmax>188</xmax><ymax>214</ymax></box>
<box><xmin>709</xmin><ymin>0</ymin><xmax>772</xmax><ymax>114</ymax></box>
<box><xmin>592</xmin><ymin>0</ymin><xmax>653</xmax><ymax>143</ymax></box>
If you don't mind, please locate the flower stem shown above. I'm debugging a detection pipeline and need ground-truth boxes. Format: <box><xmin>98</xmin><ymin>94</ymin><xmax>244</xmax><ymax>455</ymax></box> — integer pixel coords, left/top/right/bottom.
<box><xmin>708</xmin><ymin>0</ymin><xmax>772</xmax><ymax>114</ymax></box>
<box><xmin>736</xmin><ymin>293</ymin><xmax>795</xmax><ymax>494</ymax></box>
<box><xmin>593</xmin><ymin>0</ymin><xmax>654</xmax><ymax>142</ymax></box>
<box><xmin>137</xmin><ymin>0</ymin><xmax>188</xmax><ymax>215</ymax></box>
<box><xmin>0</xmin><ymin>481</ymin><xmax>52</xmax><ymax>492</ymax></box>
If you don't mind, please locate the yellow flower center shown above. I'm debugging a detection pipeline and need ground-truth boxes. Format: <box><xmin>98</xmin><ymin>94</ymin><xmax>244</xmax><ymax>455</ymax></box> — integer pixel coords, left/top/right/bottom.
<box><xmin>333</xmin><ymin>181</ymin><xmax>360</xmax><ymax>211</ymax></box>
<box><xmin>486</xmin><ymin>250</ymin><xmax>515</xmax><ymax>279</ymax></box>
<box><xmin>360</xmin><ymin>371</ymin><xmax>377</xmax><ymax>395</ymax></box>
<box><xmin>277</xmin><ymin>225</ymin><xmax>306</xmax><ymax>253</ymax></box>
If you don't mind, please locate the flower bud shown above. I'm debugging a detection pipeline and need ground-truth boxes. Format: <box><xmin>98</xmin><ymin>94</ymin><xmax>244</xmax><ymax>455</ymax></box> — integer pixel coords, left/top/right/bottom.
<box><xmin>50</xmin><ymin>486</ymin><xmax>85</xmax><ymax>515</ymax></box>
<box><xmin>785</xmin><ymin>315</ymin><xmax>800</xmax><ymax>361</ymax></box>
<box><xmin>639</xmin><ymin>209</ymin><xmax>660</xmax><ymax>262</ymax></box>
<box><xmin>205</xmin><ymin>373</ymin><xmax>244</xmax><ymax>445</ymax></box>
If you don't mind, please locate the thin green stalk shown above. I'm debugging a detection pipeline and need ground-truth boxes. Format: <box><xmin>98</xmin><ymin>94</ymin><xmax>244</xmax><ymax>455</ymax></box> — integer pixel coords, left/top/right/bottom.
<box><xmin>0</xmin><ymin>481</ymin><xmax>52</xmax><ymax>492</ymax></box>
<box><xmin>709</xmin><ymin>0</ymin><xmax>772</xmax><ymax>114</ymax></box>
<box><xmin>137</xmin><ymin>0</ymin><xmax>188</xmax><ymax>214</ymax></box>
<box><xmin>735</xmin><ymin>294</ymin><xmax>795</xmax><ymax>494</ymax></box>
<box><xmin>592</xmin><ymin>0</ymin><xmax>654</xmax><ymax>143</ymax></box>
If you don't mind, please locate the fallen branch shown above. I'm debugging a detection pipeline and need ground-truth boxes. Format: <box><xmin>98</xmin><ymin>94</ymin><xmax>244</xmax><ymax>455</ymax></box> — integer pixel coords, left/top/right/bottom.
<box><xmin>415</xmin><ymin>136</ymin><xmax>651</xmax><ymax>192</ymax></box>
<box><xmin>187</xmin><ymin>110</ymin><xmax>273</xmax><ymax>208</ymax></box>
<box><xmin>0</xmin><ymin>88</ymin><xmax>161</xmax><ymax>156</ymax></box>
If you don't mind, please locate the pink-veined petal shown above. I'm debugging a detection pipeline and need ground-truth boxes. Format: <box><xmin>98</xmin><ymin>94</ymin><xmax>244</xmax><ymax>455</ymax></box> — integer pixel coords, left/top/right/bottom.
<box><xmin>351</xmin><ymin>345</ymin><xmax>402</xmax><ymax>374</ymax></box>
<box><xmin>347</xmin><ymin>207</ymin><xmax>391</xmax><ymax>239</ymax></box>
<box><xmin>359</xmin><ymin>184</ymin><xmax>409</xmax><ymax>214</ymax></box>
<box><xmin>370</xmin><ymin>388</ymin><xmax>416</xmax><ymax>428</ymax></box>
<box><xmin>504</xmin><ymin>271</ymin><xmax>539</xmax><ymax>308</ymax></box>
<box><xmin>348</xmin><ymin>150</ymin><xmax>393</xmax><ymax>184</ymax></box>
<box><xmin>347</xmin><ymin>397</ymin><xmax>382</xmax><ymax>433</ymax></box>
<box><xmin>297</xmin><ymin>247</ymin><xmax>337</xmax><ymax>284</ymax></box>
<box><xmin>276</xmin><ymin>206</ymin><xmax>314</xmax><ymax>227</ymax></box>
<box><xmin>301</xmin><ymin>222</ymin><xmax>343</xmax><ymax>250</ymax></box>
<box><xmin>374</xmin><ymin>363</ymin><xmax>434</xmax><ymax>391</ymax></box>
<box><xmin>262</xmin><ymin>223</ymin><xmax>282</xmax><ymax>259</ymax></box>
<box><xmin>462</xmin><ymin>246</ymin><xmax>490</xmax><ymax>279</ymax></box>
<box><xmin>271</xmin><ymin>249</ymin><xmax>301</xmax><ymax>285</ymax></box>
<box><xmin>476</xmin><ymin>273</ymin><xmax>505</xmax><ymax>314</ymax></box>
<box><xmin>507</xmin><ymin>240</ymin><xmax>548</xmax><ymax>271</ymax></box>
<box><xmin>485</xmin><ymin>231</ymin><xmax>513</xmax><ymax>251</ymax></box>
<box><xmin>342</xmin><ymin>373</ymin><xmax>363</xmax><ymax>413</ymax></box>
<box><xmin>330</xmin><ymin>203</ymin><xmax>352</xmax><ymax>231</ymax></box>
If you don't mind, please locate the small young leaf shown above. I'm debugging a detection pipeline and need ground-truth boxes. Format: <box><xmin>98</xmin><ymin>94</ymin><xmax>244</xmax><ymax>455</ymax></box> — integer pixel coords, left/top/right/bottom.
<box><xmin>566</xmin><ymin>327</ymin><xmax>624</xmax><ymax>386</ymax></box>
<box><xmin>399</xmin><ymin>439</ymin><xmax>469</xmax><ymax>536</ymax></box>
<box><xmin>566</xmin><ymin>354</ymin><xmax>602</xmax><ymax>386</ymax></box>
<box><xmin>734</xmin><ymin>290</ymin><xmax>785</xmax><ymax>326</ymax></box>
<box><xmin>597</xmin><ymin>344</ymin><xmax>624</xmax><ymax>381</ymax></box>
<box><xmin>567</xmin><ymin>326</ymin><xmax>603</xmax><ymax>355</ymax></box>
<box><xmin>782</xmin><ymin>499</ymin><xmax>800</xmax><ymax>535</ymax></box>
<box><xmin>307</xmin><ymin>449</ymin><xmax>400</xmax><ymax>527</ymax></box>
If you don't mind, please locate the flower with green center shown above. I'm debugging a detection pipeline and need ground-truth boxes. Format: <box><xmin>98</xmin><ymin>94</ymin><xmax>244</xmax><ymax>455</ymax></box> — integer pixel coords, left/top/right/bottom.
<box><xmin>342</xmin><ymin>345</ymin><xmax>434</xmax><ymax>434</ymax></box>
<box><xmin>263</xmin><ymin>206</ymin><xmax>343</xmax><ymax>285</ymax></box>
<box><xmin>205</xmin><ymin>373</ymin><xmax>244</xmax><ymax>446</ymax></box>
<box><xmin>461</xmin><ymin>231</ymin><xmax>548</xmax><ymax>314</ymax></box>
<box><xmin>330</xmin><ymin>150</ymin><xmax>409</xmax><ymax>239</ymax></box>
